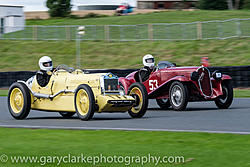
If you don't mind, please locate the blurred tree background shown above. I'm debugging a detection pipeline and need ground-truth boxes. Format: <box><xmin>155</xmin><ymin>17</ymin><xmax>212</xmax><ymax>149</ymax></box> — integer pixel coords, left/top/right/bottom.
<box><xmin>46</xmin><ymin>0</ymin><xmax>72</xmax><ymax>17</ymax></box>
<box><xmin>243</xmin><ymin>0</ymin><xmax>250</xmax><ymax>9</ymax></box>
<box><xmin>198</xmin><ymin>0</ymin><xmax>246</xmax><ymax>10</ymax></box>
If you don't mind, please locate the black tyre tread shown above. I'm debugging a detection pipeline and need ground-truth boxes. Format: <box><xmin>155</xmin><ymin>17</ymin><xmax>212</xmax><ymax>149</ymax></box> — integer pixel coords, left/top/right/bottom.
<box><xmin>128</xmin><ymin>82</ymin><xmax>148</xmax><ymax>118</ymax></box>
<box><xmin>215</xmin><ymin>81</ymin><xmax>233</xmax><ymax>109</ymax></box>
<box><xmin>74</xmin><ymin>84</ymin><xmax>95</xmax><ymax>121</ymax></box>
<box><xmin>59</xmin><ymin>112</ymin><xmax>75</xmax><ymax>118</ymax></box>
<box><xmin>169</xmin><ymin>81</ymin><xmax>188</xmax><ymax>111</ymax></box>
<box><xmin>8</xmin><ymin>82</ymin><xmax>31</xmax><ymax>119</ymax></box>
<box><xmin>156</xmin><ymin>99</ymin><xmax>171</xmax><ymax>109</ymax></box>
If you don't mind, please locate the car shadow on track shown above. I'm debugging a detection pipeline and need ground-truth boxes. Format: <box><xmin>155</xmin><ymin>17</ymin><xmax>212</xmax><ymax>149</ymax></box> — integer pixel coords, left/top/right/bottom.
<box><xmin>186</xmin><ymin>106</ymin><xmax>248</xmax><ymax>111</ymax></box>
<box><xmin>92</xmin><ymin>118</ymin><xmax>135</xmax><ymax>121</ymax></box>
<box><xmin>27</xmin><ymin>116</ymin><xmax>79</xmax><ymax>120</ymax></box>
<box><xmin>148</xmin><ymin>107</ymin><xmax>244</xmax><ymax>112</ymax></box>
<box><xmin>26</xmin><ymin>116</ymin><xmax>141</xmax><ymax>121</ymax></box>
<box><xmin>148</xmin><ymin>107</ymin><xmax>218</xmax><ymax>111</ymax></box>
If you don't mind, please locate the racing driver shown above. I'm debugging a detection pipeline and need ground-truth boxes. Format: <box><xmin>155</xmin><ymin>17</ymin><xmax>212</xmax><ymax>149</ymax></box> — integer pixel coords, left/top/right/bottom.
<box><xmin>139</xmin><ymin>54</ymin><xmax>155</xmax><ymax>82</ymax></box>
<box><xmin>36</xmin><ymin>56</ymin><xmax>53</xmax><ymax>87</ymax></box>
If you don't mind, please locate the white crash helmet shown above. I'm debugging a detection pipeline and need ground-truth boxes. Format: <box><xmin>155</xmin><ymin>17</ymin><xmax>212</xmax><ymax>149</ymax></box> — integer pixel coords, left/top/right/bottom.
<box><xmin>39</xmin><ymin>56</ymin><xmax>53</xmax><ymax>71</ymax></box>
<box><xmin>143</xmin><ymin>54</ymin><xmax>155</xmax><ymax>68</ymax></box>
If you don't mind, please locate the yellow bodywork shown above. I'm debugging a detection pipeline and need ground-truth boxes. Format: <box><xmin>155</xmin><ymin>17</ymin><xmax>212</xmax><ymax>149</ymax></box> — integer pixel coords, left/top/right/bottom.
<box><xmin>30</xmin><ymin>69</ymin><xmax>134</xmax><ymax>113</ymax></box>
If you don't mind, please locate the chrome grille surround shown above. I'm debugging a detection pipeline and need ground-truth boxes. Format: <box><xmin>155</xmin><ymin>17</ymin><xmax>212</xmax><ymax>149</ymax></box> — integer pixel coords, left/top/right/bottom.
<box><xmin>197</xmin><ymin>66</ymin><xmax>213</xmax><ymax>99</ymax></box>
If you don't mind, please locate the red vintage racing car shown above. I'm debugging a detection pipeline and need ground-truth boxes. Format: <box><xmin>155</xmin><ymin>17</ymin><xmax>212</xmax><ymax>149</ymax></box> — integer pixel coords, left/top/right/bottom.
<box><xmin>119</xmin><ymin>61</ymin><xmax>233</xmax><ymax>111</ymax></box>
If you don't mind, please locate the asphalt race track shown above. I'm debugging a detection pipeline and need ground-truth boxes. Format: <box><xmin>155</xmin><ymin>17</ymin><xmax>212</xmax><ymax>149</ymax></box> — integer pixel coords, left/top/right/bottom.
<box><xmin>1</xmin><ymin>97</ymin><xmax>250</xmax><ymax>134</ymax></box>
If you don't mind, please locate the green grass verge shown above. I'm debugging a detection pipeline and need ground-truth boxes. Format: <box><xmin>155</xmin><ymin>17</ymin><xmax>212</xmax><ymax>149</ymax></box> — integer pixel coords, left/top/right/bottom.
<box><xmin>0</xmin><ymin>128</ymin><xmax>250</xmax><ymax>166</ymax></box>
<box><xmin>0</xmin><ymin>90</ymin><xmax>8</xmax><ymax>96</ymax></box>
<box><xmin>234</xmin><ymin>89</ymin><xmax>250</xmax><ymax>98</ymax></box>
<box><xmin>26</xmin><ymin>10</ymin><xmax>250</xmax><ymax>25</ymax></box>
<box><xmin>0</xmin><ymin>38</ymin><xmax>250</xmax><ymax>71</ymax></box>
<box><xmin>0</xmin><ymin>89</ymin><xmax>249</xmax><ymax>97</ymax></box>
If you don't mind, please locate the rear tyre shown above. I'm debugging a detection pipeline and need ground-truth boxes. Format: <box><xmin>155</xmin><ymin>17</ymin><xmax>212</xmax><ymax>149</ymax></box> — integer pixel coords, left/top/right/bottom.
<box><xmin>156</xmin><ymin>99</ymin><xmax>170</xmax><ymax>109</ymax></box>
<box><xmin>169</xmin><ymin>81</ymin><xmax>188</xmax><ymax>111</ymax></box>
<box><xmin>8</xmin><ymin>82</ymin><xmax>31</xmax><ymax>119</ymax></box>
<box><xmin>59</xmin><ymin>112</ymin><xmax>75</xmax><ymax>118</ymax></box>
<box><xmin>128</xmin><ymin>82</ymin><xmax>148</xmax><ymax>118</ymax></box>
<box><xmin>215</xmin><ymin>81</ymin><xmax>233</xmax><ymax>109</ymax></box>
<box><xmin>74</xmin><ymin>84</ymin><xmax>95</xmax><ymax>121</ymax></box>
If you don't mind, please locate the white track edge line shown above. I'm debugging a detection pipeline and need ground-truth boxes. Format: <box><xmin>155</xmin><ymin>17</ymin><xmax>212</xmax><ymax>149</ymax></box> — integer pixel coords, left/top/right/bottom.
<box><xmin>0</xmin><ymin>124</ymin><xmax>250</xmax><ymax>134</ymax></box>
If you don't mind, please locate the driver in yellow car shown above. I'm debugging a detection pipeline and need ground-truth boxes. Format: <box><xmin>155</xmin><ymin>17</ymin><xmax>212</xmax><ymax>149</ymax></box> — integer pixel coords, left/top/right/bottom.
<box><xmin>36</xmin><ymin>56</ymin><xmax>54</xmax><ymax>87</ymax></box>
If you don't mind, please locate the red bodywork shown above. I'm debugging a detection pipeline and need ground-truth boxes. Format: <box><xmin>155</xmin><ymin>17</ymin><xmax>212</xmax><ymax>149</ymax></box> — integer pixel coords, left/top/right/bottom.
<box><xmin>119</xmin><ymin>65</ymin><xmax>232</xmax><ymax>101</ymax></box>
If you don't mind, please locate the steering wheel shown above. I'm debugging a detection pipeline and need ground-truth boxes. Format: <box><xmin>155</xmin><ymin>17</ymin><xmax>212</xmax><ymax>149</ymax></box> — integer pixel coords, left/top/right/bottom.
<box><xmin>54</xmin><ymin>65</ymin><xmax>75</xmax><ymax>73</ymax></box>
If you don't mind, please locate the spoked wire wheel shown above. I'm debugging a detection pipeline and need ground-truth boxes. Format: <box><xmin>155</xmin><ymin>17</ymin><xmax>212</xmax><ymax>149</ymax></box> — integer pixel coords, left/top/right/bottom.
<box><xmin>171</xmin><ymin>85</ymin><xmax>183</xmax><ymax>107</ymax></box>
<box><xmin>169</xmin><ymin>81</ymin><xmax>188</xmax><ymax>111</ymax></box>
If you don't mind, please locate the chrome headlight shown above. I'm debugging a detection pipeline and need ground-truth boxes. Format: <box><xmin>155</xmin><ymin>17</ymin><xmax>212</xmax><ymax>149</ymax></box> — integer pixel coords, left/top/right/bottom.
<box><xmin>191</xmin><ymin>71</ymin><xmax>199</xmax><ymax>81</ymax></box>
<box><xmin>212</xmin><ymin>70</ymin><xmax>222</xmax><ymax>80</ymax></box>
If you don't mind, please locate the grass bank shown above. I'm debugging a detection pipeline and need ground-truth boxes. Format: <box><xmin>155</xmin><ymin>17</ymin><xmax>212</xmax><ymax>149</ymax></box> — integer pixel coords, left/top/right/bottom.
<box><xmin>26</xmin><ymin>10</ymin><xmax>250</xmax><ymax>25</ymax></box>
<box><xmin>0</xmin><ymin>128</ymin><xmax>250</xmax><ymax>166</ymax></box>
<box><xmin>0</xmin><ymin>38</ymin><xmax>249</xmax><ymax>71</ymax></box>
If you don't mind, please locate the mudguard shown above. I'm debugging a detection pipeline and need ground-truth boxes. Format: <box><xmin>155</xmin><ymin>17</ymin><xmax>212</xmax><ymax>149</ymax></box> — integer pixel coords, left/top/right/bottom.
<box><xmin>119</xmin><ymin>77</ymin><xmax>133</xmax><ymax>94</ymax></box>
<box><xmin>221</xmin><ymin>74</ymin><xmax>232</xmax><ymax>80</ymax></box>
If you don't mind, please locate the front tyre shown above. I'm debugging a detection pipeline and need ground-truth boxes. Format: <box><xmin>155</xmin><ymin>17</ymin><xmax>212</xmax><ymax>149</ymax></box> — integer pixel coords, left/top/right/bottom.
<box><xmin>8</xmin><ymin>82</ymin><xmax>31</xmax><ymax>119</ymax></box>
<box><xmin>74</xmin><ymin>84</ymin><xmax>95</xmax><ymax>121</ymax></box>
<box><xmin>215</xmin><ymin>81</ymin><xmax>233</xmax><ymax>109</ymax></box>
<box><xmin>169</xmin><ymin>81</ymin><xmax>188</xmax><ymax>111</ymax></box>
<box><xmin>59</xmin><ymin>112</ymin><xmax>75</xmax><ymax>118</ymax></box>
<box><xmin>128</xmin><ymin>82</ymin><xmax>148</xmax><ymax>118</ymax></box>
<box><xmin>156</xmin><ymin>99</ymin><xmax>170</xmax><ymax>109</ymax></box>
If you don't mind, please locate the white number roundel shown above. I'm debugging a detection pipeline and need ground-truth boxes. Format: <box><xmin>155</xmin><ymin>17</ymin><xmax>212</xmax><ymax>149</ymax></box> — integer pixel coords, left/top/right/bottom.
<box><xmin>149</xmin><ymin>80</ymin><xmax>158</xmax><ymax>90</ymax></box>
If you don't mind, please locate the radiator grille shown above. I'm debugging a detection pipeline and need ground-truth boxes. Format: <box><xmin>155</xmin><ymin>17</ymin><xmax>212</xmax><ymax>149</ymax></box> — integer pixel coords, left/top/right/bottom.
<box><xmin>104</xmin><ymin>79</ymin><xmax>119</xmax><ymax>91</ymax></box>
<box><xmin>197</xmin><ymin>67</ymin><xmax>212</xmax><ymax>98</ymax></box>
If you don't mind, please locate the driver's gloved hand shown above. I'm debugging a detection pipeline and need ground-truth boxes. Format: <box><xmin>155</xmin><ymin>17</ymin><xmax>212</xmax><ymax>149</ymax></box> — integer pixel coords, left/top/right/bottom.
<box><xmin>46</xmin><ymin>71</ymin><xmax>52</xmax><ymax>75</ymax></box>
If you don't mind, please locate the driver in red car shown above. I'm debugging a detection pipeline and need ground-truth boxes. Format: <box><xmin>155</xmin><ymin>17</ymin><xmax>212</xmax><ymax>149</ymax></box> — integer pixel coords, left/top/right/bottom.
<box><xmin>139</xmin><ymin>54</ymin><xmax>155</xmax><ymax>82</ymax></box>
<box><xmin>36</xmin><ymin>56</ymin><xmax>54</xmax><ymax>87</ymax></box>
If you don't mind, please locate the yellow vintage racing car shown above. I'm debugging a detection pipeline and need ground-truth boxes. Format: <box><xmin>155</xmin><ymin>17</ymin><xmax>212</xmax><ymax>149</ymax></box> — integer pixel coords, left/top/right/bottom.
<box><xmin>8</xmin><ymin>65</ymin><xmax>148</xmax><ymax>120</ymax></box>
